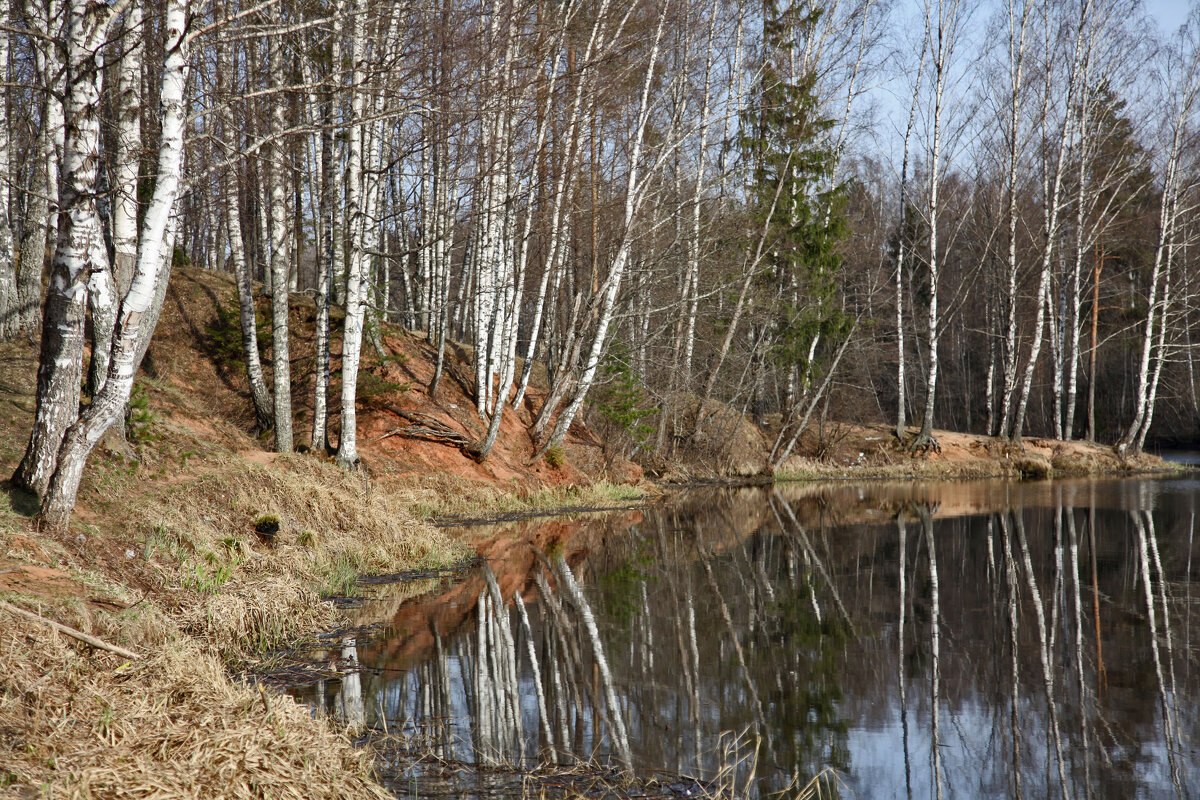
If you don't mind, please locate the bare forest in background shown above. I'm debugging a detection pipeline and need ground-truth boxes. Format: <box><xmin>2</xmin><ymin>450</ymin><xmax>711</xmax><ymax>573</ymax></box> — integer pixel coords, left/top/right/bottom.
<box><xmin>3</xmin><ymin>0</ymin><xmax>1200</xmax><ymax>528</ymax></box>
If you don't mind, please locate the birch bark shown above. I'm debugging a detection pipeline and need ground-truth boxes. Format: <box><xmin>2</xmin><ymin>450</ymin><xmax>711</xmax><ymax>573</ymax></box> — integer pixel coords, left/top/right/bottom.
<box><xmin>335</xmin><ymin>0</ymin><xmax>369</xmax><ymax>470</ymax></box>
<box><xmin>0</xmin><ymin>0</ymin><xmax>14</xmax><ymax>341</ymax></box>
<box><xmin>15</xmin><ymin>0</ymin><xmax>65</xmax><ymax>337</ymax></box>
<box><xmin>536</xmin><ymin>1</ymin><xmax>670</xmax><ymax>457</ymax></box>
<box><xmin>15</xmin><ymin>0</ymin><xmax>114</xmax><ymax>498</ymax></box>
<box><xmin>267</xmin><ymin>34</ymin><xmax>293</xmax><ymax>452</ymax></box>
<box><xmin>41</xmin><ymin>0</ymin><xmax>189</xmax><ymax>529</ymax></box>
<box><xmin>112</xmin><ymin>4</ymin><xmax>142</xmax><ymax>298</ymax></box>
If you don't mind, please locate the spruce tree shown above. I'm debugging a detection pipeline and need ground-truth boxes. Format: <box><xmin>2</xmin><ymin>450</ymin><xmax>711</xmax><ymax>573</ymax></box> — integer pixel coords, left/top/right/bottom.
<box><xmin>741</xmin><ymin>2</ymin><xmax>849</xmax><ymax>422</ymax></box>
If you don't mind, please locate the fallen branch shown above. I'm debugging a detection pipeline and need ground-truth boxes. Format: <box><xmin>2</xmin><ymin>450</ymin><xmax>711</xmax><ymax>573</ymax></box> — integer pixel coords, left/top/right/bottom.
<box><xmin>379</xmin><ymin>406</ymin><xmax>483</xmax><ymax>461</ymax></box>
<box><xmin>0</xmin><ymin>599</ymin><xmax>141</xmax><ymax>660</ymax></box>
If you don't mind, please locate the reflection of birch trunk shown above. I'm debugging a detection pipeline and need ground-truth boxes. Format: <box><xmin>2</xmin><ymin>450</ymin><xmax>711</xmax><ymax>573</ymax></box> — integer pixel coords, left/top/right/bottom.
<box><xmin>897</xmin><ymin>514</ymin><xmax>913</xmax><ymax>800</ymax></box>
<box><xmin>999</xmin><ymin>513</ymin><xmax>1024</xmax><ymax>800</ymax></box>
<box><xmin>917</xmin><ymin>506</ymin><xmax>941</xmax><ymax>800</ymax></box>
<box><xmin>340</xmin><ymin>638</ymin><xmax>365</xmax><ymax>732</ymax></box>
<box><xmin>1067</xmin><ymin>510</ymin><xmax>1093</xmax><ymax>797</ymax></box>
<box><xmin>1013</xmin><ymin>511</ymin><xmax>1068</xmax><ymax>797</ymax></box>
<box><xmin>686</xmin><ymin>582</ymin><xmax>702</xmax><ymax>768</ymax></box>
<box><xmin>514</xmin><ymin>590</ymin><xmax>556</xmax><ymax>762</ymax></box>
<box><xmin>1133</xmin><ymin>511</ymin><xmax>1182</xmax><ymax>792</ymax></box>
<box><xmin>659</xmin><ymin>516</ymin><xmax>700</xmax><ymax>752</ymax></box>
<box><xmin>698</xmin><ymin>553</ymin><xmax>769</xmax><ymax>743</ymax></box>
<box><xmin>770</xmin><ymin>491</ymin><xmax>854</xmax><ymax>632</ymax></box>
<box><xmin>433</xmin><ymin>625</ymin><xmax>453</xmax><ymax>758</ymax></box>
<box><xmin>552</xmin><ymin>553</ymin><xmax>633</xmax><ymax>769</ymax></box>
<box><xmin>475</xmin><ymin>590</ymin><xmax>494</xmax><ymax>762</ymax></box>
<box><xmin>545</xmin><ymin>624</ymin><xmax>572</xmax><ymax>763</ymax></box>
<box><xmin>1143</xmin><ymin>511</ymin><xmax>1180</xmax><ymax>751</ymax></box>
<box><xmin>483</xmin><ymin>566</ymin><xmax>523</xmax><ymax>756</ymax></box>
<box><xmin>535</xmin><ymin>569</ymin><xmax>589</xmax><ymax>763</ymax></box>
<box><xmin>1088</xmin><ymin>502</ymin><xmax>1106</xmax><ymax>692</ymax></box>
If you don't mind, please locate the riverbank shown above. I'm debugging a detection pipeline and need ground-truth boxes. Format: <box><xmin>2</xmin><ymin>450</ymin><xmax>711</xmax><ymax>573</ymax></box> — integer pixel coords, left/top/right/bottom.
<box><xmin>0</xmin><ymin>269</ymin><xmax>1177</xmax><ymax>798</ymax></box>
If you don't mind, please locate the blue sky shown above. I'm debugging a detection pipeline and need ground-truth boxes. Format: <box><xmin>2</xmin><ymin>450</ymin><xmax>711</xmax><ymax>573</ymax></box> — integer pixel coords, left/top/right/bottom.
<box><xmin>1146</xmin><ymin>0</ymin><xmax>1190</xmax><ymax>35</ymax></box>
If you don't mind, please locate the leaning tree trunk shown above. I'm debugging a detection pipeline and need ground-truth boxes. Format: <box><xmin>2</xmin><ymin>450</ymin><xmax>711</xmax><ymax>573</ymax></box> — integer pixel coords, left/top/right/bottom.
<box><xmin>1010</xmin><ymin>0</ymin><xmax>1090</xmax><ymax>443</ymax></box>
<box><xmin>536</xmin><ymin>0</ymin><xmax>669</xmax><ymax>458</ymax></box>
<box><xmin>14</xmin><ymin>0</ymin><xmax>112</xmax><ymax>499</ymax></box>
<box><xmin>40</xmin><ymin>0</ymin><xmax>189</xmax><ymax>531</ymax></box>
<box><xmin>1119</xmin><ymin>93</ymin><xmax>1191</xmax><ymax>453</ymax></box>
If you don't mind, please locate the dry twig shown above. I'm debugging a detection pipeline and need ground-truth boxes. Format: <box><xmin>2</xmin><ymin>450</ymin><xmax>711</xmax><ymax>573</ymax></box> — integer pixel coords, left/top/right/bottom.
<box><xmin>0</xmin><ymin>599</ymin><xmax>141</xmax><ymax>660</ymax></box>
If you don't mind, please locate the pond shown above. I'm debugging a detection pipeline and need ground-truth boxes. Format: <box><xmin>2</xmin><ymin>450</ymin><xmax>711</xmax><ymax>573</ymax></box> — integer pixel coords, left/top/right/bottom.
<box><xmin>289</xmin><ymin>476</ymin><xmax>1200</xmax><ymax>799</ymax></box>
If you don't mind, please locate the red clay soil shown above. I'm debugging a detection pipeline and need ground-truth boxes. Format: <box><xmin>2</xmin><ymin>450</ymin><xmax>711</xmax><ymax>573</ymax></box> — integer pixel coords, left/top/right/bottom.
<box><xmin>152</xmin><ymin>269</ymin><xmax>641</xmax><ymax>494</ymax></box>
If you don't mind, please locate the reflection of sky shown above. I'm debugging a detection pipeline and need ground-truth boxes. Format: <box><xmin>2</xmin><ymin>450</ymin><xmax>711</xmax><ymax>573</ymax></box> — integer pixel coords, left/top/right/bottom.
<box><xmin>847</xmin><ymin>693</ymin><xmax>1195</xmax><ymax>800</ymax></box>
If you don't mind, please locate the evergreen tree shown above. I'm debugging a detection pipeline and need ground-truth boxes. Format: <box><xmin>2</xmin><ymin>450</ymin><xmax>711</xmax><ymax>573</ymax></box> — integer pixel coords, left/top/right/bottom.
<box><xmin>741</xmin><ymin>2</ymin><xmax>850</xmax><ymax>418</ymax></box>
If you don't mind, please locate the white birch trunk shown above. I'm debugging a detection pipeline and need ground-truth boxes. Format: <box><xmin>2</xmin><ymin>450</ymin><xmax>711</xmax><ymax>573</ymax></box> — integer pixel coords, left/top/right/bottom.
<box><xmin>335</xmin><ymin>0</ymin><xmax>369</xmax><ymax>470</ymax></box>
<box><xmin>0</xmin><ymin>0</ymin><xmax>14</xmax><ymax>341</ymax></box>
<box><xmin>478</xmin><ymin>12</ymin><xmax>573</xmax><ymax>458</ymax></box>
<box><xmin>111</xmin><ymin>4</ymin><xmax>142</xmax><ymax>298</ymax></box>
<box><xmin>997</xmin><ymin>0</ymin><xmax>1031</xmax><ymax>439</ymax></box>
<box><xmin>15</xmin><ymin>0</ymin><xmax>113</xmax><ymax>499</ymax></box>
<box><xmin>895</xmin><ymin>29</ymin><xmax>929</xmax><ymax>439</ymax></box>
<box><xmin>537</xmin><ymin>3</ymin><xmax>670</xmax><ymax>456</ymax></box>
<box><xmin>41</xmin><ymin>0</ymin><xmax>189</xmax><ymax>529</ymax></box>
<box><xmin>914</xmin><ymin>0</ymin><xmax>959</xmax><ymax>449</ymax></box>
<box><xmin>1121</xmin><ymin>34</ymin><xmax>1199</xmax><ymax>452</ymax></box>
<box><xmin>1009</xmin><ymin>0</ymin><xmax>1091</xmax><ymax>441</ymax></box>
<box><xmin>312</xmin><ymin>10</ymin><xmax>340</xmax><ymax>451</ymax></box>
<box><xmin>15</xmin><ymin>0</ymin><xmax>65</xmax><ymax>336</ymax></box>
<box><xmin>267</xmin><ymin>35</ymin><xmax>292</xmax><ymax>452</ymax></box>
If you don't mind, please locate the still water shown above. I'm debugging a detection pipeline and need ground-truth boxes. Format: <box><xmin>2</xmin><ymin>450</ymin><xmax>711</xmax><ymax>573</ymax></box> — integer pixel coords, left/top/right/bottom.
<box><xmin>292</xmin><ymin>477</ymin><xmax>1200</xmax><ymax>798</ymax></box>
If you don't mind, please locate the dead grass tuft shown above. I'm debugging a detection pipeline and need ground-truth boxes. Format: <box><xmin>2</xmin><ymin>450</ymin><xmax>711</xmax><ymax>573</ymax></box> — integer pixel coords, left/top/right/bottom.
<box><xmin>0</xmin><ymin>606</ymin><xmax>392</xmax><ymax>800</ymax></box>
<box><xmin>130</xmin><ymin>453</ymin><xmax>460</xmax><ymax>655</ymax></box>
<box><xmin>180</xmin><ymin>577</ymin><xmax>336</xmax><ymax>655</ymax></box>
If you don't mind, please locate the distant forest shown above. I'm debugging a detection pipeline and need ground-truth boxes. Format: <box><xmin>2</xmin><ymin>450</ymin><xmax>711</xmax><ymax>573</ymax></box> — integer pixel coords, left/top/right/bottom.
<box><xmin>3</xmin><ymin>0</ymin><xmax>1199</xmax><ymax>527</ymax></box>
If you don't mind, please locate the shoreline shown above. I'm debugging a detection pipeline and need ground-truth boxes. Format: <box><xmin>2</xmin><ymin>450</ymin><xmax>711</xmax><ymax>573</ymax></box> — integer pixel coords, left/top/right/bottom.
<box><xmin>0</xmin><ymin>273</ymin><xmax>1183</xmax><ymax>797</ymax></box>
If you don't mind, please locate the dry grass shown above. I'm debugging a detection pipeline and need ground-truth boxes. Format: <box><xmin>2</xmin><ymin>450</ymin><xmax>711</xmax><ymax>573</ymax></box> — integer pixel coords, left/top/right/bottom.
<box><xmin>0</xmin><ymin>606</ymin><xmax>391</xmax><ymax>800</ymax></box>
<box><xmin>126</xmin><ymin>453</ymin><xmax>461</xmax><ymax>656</ymax></box>
<box><xmin>179</xmin><ymin>577</ymin><xmax>337</xmax><ymax>655</ymax></box>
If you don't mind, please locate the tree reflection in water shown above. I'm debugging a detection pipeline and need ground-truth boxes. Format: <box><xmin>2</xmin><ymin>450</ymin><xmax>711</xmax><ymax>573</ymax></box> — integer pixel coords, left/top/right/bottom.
<box><xmin>294</xmin><ymin>479</ymin><xmax>1199</xmax><ymax>799</ymax></box>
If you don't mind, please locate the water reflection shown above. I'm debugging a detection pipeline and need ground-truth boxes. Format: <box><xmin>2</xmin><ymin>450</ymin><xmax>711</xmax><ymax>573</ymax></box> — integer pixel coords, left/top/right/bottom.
<box><xmin>293</xmin><ymin>478</ymin><xmax>1200</xmax><ymax>798</ymax></box>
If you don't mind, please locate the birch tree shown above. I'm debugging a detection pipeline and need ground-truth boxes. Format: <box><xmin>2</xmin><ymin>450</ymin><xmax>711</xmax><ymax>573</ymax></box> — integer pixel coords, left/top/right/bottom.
<box><xmin>39</xmin><ymin>0</ymin><xmax>190</xmax><ymax>530</ymax></box>
<box><xmin>1119</xmin><ymin>10</ymin><xmax>1200</xmax><ymax>454</ymax></box>
<box><xmin>911</xmin><ymin>0</ymin><xmax>966</xmax><ymax>452</ymax></box>
<box><xmin>14</xmin><ymin>0</ymin><xmax>117</xmax><ymax>499</ymax></box>
<box><xmin>267</xmin><ymin>31</ymin><xmax>294</xmax><ymax>453</ymax></box>
<box><xmin>0</xmin><ymin>0</ymin><xmax>14</xmax><ymax>341</ymax></box>
<box><xmin>534</xmin><ymin>0</ymin><xmax>673</xmax><ymax>458</ymax></box>
<box><xmin>335</xmin><ymin>0</ymin><xmax>369</xmax><ymax>471</ymax></box>
<box><xmin>1005</xmin><ymin>0</ymin><xmax>1092</xmax><ymax>443</ymax></box>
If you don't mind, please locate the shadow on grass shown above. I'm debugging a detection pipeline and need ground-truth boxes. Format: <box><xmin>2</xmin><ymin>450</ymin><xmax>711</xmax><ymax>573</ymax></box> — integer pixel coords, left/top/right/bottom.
<box><xmin>2</xmin><ymin>479</ymin><xmax>40</xmax><ymax>518</ymax></box>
